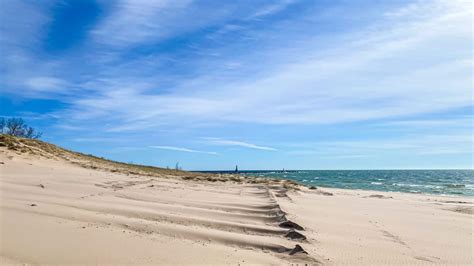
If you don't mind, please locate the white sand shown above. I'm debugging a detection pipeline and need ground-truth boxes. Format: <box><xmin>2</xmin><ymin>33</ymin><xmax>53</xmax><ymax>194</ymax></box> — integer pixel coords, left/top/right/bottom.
<box><xmin>0</xmin><ymin>147</ymin><xmax>472</xmax><ymax>265</ymax></box>
<box><xmin>281</xmin><ymin>187</ymin><xmax>473</xmax><ymax>265</ymax></box>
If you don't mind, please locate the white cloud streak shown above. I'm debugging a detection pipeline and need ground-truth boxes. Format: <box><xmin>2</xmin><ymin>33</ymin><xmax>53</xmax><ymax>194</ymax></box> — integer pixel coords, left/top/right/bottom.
<box><xmin>150</xmin><ymin>145</ymin><xmax>218</xmax><ymax>155</ymax></box>
<box><xmin>92</xmin><ymin>0</ymin><xmax>191</xmax><ymax>47</ymax></box>
<box><xmin>287</xmin><ymin>133</ymin><xmax>473</xmax><ymax>157</ymax></box>
<box><xmin>203</xmin><ymin>138</ymin><xmax>277</xmax><ymax>151</ymax></box>
<box><xmin>25</xmin><ymin>77</ymin><xmax>67</xmax><ymax>92</ymax></box>
<box><xmin>378</xmin><ymin>116</ymin><xmax>473</xmax><ymax>128</ymax></box>
<box><xmin>247</xmin><ymin>0</ymin><xmax>295</xmax><ymax>20</ymax></box>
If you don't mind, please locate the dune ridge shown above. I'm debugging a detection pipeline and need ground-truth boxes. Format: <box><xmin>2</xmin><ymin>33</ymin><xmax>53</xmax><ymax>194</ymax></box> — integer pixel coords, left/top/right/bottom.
<box><xmin>0</xmin><ymin>135</ymin><xmax>317</xmax><ymax>264</ymax></box>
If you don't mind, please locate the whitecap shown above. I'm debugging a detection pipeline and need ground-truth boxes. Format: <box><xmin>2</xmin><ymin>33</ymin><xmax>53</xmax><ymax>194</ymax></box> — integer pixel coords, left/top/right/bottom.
<box><xmin>444</xmin><ymin>184</ymin><xmax>465</xmax><ymax>188</ymax></box>
<box><xmin>394</xmin><ymin>183</ymin><xmax>422</xmax><ymax>187</ymax></box>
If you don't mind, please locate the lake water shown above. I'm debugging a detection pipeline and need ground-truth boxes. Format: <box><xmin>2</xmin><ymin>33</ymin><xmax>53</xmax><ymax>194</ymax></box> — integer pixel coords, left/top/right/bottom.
<box><xmin>236</xmin><ymin>170</ymin><xmax>474</xmax><ymax>196</ymax></box>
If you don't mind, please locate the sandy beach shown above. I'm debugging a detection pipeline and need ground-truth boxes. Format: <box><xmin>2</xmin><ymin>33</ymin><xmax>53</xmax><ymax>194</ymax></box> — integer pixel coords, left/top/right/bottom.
<box><xmin>0</xmin><ymin>137</ymin><xmax>472</xmax><ymax>265</ymax></box>
<box><xmin>1</xmin><ymin>0</ymin><xmax>472</xmax><ymax>264</ymax></box>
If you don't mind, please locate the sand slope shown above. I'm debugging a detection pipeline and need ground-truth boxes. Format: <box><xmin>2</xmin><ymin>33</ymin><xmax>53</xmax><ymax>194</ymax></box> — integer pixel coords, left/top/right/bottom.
<box><xmin>0</xmin><ymin>148</ymin><xmax>314</xmax><ymax>265</ymax></box>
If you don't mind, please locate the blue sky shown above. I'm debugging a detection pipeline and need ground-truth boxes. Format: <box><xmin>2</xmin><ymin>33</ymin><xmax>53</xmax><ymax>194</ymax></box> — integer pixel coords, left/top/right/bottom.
<box><xmin>1</xmin><ymin>0</ymin><xmax>472</xmax><ymax>170</ymax></box>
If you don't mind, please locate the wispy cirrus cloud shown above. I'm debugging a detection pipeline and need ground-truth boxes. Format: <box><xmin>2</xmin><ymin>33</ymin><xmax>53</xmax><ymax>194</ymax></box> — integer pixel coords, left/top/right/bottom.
<box><xmin>25</xmin><ymin>76</ymin><xmax>67</xmax><ymax>93</ymax></box>
<box><xmin>203</xmin><ymin>138</ymin><xmax>277</xmax><ymax>151</ymax></box>
<box><xmin>49</xmin><ymin>0</ymin><xmax>471</xmax><ymax>131</ymax></box>
<box><xmin>91</xmin><ymin>0</ymin><xmax>279</xmax><ymax>48</ymax></box>
<box><xmin>247</xmin><ymin>0</ymin><xmax>295</xmax><ymax>20</ymax></box>
<box><xmin>150</xmin><ymin>145</ymin><xmax>218</xmax><ymax>155</ymax></box>
<box><xmin>287</xmin><ymin>132</ymin><xmax>473</xmax><ymax>157</ymax></box>
<box><xmin>377</xmin><ymin>116</ymin><xmax>474</xmax><ymax>128</ymax></box>
<box><xmin>92</xmin><ymin>0</ymin><xmax>192</xmax><ymax>47</ymax></box>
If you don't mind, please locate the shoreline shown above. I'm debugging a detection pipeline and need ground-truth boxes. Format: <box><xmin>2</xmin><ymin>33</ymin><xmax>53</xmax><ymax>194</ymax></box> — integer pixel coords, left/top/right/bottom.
<box><xmin>241</xmin><ymin>175</ymin><xmax>474</xmax><ymax>199</ymax></box>
<box><xmin>198</xmin><ymin>166</ymin><xmax>474</xmax><ymax>198</ymax></box>
<box><xmin>304</xmin><ymin>185</ymin><xmax>474</xmax><ymax>199</ymax></box>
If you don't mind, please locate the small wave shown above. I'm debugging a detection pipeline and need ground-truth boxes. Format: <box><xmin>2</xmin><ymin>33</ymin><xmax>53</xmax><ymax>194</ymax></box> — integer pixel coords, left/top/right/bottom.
<box><xmin>445</xmin><ymin>184</ymin><xmax>465</xmax><ymax>188</ymax></box>
<box><xmin>393</xmin><ymin>183</ymin><xmax>422</xmax><ymax>187</ymax></box>
<box><xmin>370</xmin><ymin>182</ymin><xmax>383</xmax><ymax>185</ymax></box>
<box><xmin>424</xmin><ymin>185</ymin><xmax>443</xmax><ymax>189</ymax></box>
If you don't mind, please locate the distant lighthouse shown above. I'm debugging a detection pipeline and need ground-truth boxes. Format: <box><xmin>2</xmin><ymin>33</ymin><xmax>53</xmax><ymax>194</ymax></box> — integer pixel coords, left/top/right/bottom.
<box><xmin>235</xmin><ymin>165</ymin><xmax>238</xmax><ymax>173</ymax></box>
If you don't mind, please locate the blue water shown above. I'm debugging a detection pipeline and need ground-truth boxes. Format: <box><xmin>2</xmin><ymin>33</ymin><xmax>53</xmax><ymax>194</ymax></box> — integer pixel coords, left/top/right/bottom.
<box><xmin>235</xmin><ymin>170</ymin><xmax>474</xmax><ymax>196</ymax></box>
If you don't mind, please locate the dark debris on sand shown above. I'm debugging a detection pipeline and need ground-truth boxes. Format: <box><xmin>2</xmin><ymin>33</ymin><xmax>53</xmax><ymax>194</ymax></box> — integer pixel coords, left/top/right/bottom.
<box><xmin>289</xmin><ymin>244</ymin><xmax>308</xmax><ymax>255</ymax></box>
<box><xmin>279</xmin><ymin>220</ymin><xmax>304</xmax><ymax>231</ymax></box>
<box><xmin>285</xmin><ymin>229</ymin><xmax>307</xmax><ymax>241</ymax></box>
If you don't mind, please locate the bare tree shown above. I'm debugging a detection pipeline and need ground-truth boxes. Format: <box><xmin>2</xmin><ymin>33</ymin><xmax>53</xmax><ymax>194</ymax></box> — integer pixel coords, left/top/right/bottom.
<box><xmin>0</xmin><ymin>117</ymin><xmax>5</xmax><ymax>134</ymax></box>
<box><xmin>5</xmin><ymin>118</ymin><xmax>25</xmax><ymax>136</ymax></box>
<box><xmin>24</xmin><ymin>126</ymin><xmax>42</xmax><ymax>139</ymax></box>
<box><xmin>1</xmin><ymin>117</ymin><xmax>42</xmax><ymax>139</ymax></box>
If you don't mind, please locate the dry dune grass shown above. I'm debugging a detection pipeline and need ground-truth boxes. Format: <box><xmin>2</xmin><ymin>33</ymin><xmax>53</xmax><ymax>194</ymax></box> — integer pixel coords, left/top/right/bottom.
<box><xmin>0</xmin><ymin>134</ymin><xmax>299</xmax><ymax>187</ymax></box>
<box><xmin>0</xmin><ymin>134</ymin><xmax>199</xmax><ymax>176</ymax></box>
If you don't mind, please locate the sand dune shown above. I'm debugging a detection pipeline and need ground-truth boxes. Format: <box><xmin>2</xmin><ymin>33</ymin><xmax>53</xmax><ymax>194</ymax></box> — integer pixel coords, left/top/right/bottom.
<box><xmin>0</xmin><ymin>136</ymin><xmax>472</xmax><ymax>265</ymax></box>
<box><xmin>0</xmin><ymin>145</ymin><xmax>316</xmax><ymax>264</ymax></box>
